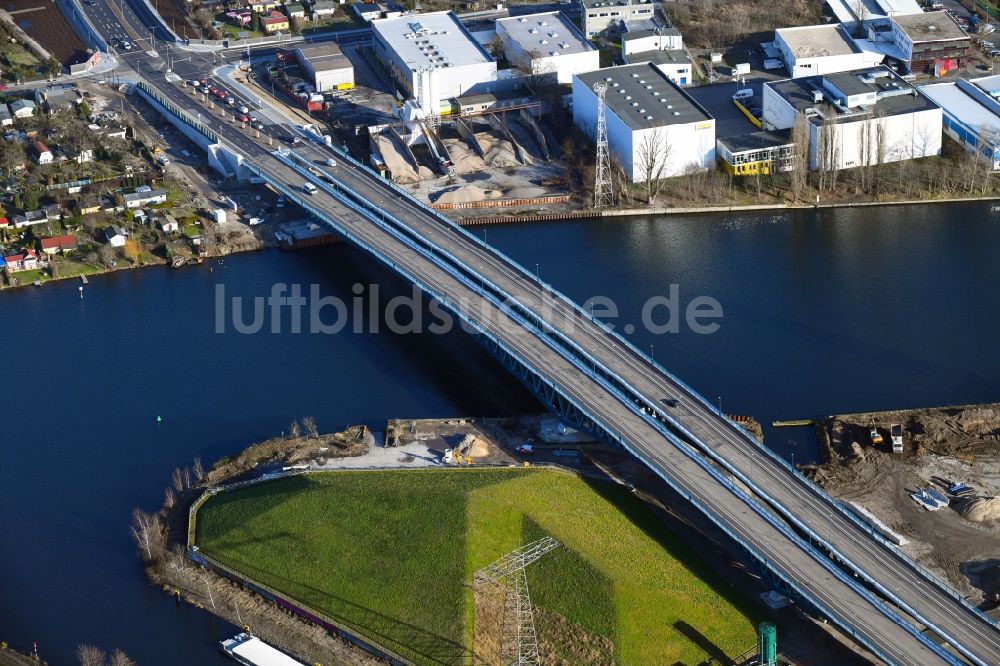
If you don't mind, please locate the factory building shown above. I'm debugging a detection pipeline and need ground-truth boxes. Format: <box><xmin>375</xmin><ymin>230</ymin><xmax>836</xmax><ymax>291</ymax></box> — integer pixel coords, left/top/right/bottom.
<box><xmin>295</xmin><ymin>44</ymin><xmax>354</xmax><ymax>92</ymax></box>
<box><xmin>372</xmin><ymin>11</ymin><xmax>497</xmax><ymax>114</ymax></box>
<box><xmin>882</xmin><ymin>11</ymin><xmax>971</xmax><ymax>76</ymax></box>
<box><xmin>762</xmin><ymin>66</ymin><xmax>942</xmax><ymax>170</ymax></box>
<box><xmin>496</xmin><ymin>12</ymin><xmax>598</xmax><ymax>85</ymax></box>
<box><xmin>774</xmin><ymin>24</ymin><xmax>870</xmax><ymax>78</ymax></box>
<box><xmin>573</xmin><ymin>63</ymin><xmax>716</xmax><ymax>182</ymax></box>
<box><xmin>920</xmin><ymin>75</ymin><xmax>1000</xmax><ymax>170</ymax></box>
<box><xmin>580</xmin><ymin>0</ymin><xmax>659</xmax><ymax>38</ymax></box>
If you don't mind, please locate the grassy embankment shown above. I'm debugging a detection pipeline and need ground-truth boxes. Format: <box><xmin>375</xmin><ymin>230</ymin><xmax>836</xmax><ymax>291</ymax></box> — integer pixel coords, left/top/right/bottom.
<box><xmin>195</xmin><ymin>468</ymin><xmax>757</xmax><ymax>665</ymax></box>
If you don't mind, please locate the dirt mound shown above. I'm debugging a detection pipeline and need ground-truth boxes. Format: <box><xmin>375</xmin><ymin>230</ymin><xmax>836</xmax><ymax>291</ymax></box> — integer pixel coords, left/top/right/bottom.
<box><xmin>457</xmin><ymin>433</ymin><xmax>490</xmax><ymax>458</ymax></box>
<box><xmin>435</xmin><ymin>184</ymin><xmax>486</xmax><ymax>204</ymax></box>
<box><xmin>960</xmin><ymin>497</ymin><xmax>1000</xmax><ymax>522</ymax></box>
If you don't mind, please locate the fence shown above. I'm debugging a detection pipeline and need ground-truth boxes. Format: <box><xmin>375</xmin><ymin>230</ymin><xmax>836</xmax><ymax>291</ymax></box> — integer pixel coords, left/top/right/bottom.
<box><xmin>430</xmin><ymin>194</ymin><xmax>571</xmax><ymax>211</ymax></box>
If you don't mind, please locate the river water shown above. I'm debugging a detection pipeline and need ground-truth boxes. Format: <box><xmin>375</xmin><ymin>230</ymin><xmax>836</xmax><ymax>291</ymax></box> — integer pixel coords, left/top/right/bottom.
<box><xmin>1</xmin><ymin>203</ymin><xmax>998</xmax><ymax>663</ymax></box>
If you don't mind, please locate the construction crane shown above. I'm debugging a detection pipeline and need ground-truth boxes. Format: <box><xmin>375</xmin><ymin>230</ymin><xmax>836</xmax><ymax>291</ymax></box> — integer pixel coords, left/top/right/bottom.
<box><xmin>474</xmin><ymin>536</ymin><xmax>560</xmax><ymax>666</ymax></box>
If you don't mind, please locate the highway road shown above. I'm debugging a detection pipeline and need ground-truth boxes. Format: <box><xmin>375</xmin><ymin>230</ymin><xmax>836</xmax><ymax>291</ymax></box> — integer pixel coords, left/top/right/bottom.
<box><xmin>72</xmin><ymin>0</ymin><xmax>1000</xmax><ymax>661</ymax></box>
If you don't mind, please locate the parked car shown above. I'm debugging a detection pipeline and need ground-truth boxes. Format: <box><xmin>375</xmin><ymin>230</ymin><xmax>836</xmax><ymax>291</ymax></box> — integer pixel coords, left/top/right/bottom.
<box><xmin>732</xmin><ymin>88</ymin><xmax>754</xmax><ymax>101</ymax></box>
<box><xmin>984</xmin><ymin>23</ymin><xmax>997</xmax><ymax>33</ymax></box>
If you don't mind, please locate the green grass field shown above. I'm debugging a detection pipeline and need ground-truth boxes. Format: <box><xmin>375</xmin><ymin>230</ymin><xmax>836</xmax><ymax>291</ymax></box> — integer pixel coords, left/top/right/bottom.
<box><xmin>195</xmin><ymin>469</ymin><xmax>757</xmax><ymax>665</ymax></box>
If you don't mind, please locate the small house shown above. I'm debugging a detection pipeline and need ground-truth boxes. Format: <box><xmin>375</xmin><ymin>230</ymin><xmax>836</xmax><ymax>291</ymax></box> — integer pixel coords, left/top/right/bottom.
<box><xmin>248</xmin><ymin>0</ymin><xmax>279</xmax><ymax>11</ymax></box>
<box><xmin>159</xmin><ymin>214</ymin><xmax>179</xmax><ymax>233</ymax></box>
<box><xmin>33</xmin><ymin>142</ymin><xmax>53</xmax><ymax>165</ymax></box>
<box><xmin>3</xmin><ymin>249</ymin><xmax>39</xmax><ymax>271</ymax></box>
<box><xmin>105</xmin><ymin>224</ymin><xmax>127</xmax><ymax>247</ymax></box>
<box><xmin>9</xmin><ymin>99</ymin><xmax>37</xmax><ymax>119</ymax></box>
<box><xmin>261</xmin><ymin>10</ymin><xmax>289</xmax><ymax>32</ymax></box>
<box><xmin>123</xmin><ymin>188</ymin><xmax>168</xmax><ymax>209</ymax></box>
<box><xmin>311</xmin><ymin>0</ymin><xmax>337</xmax><ymax>17</ymax></box>
<box><xmin>285</xmin><ymin>3</ymin><xmax>306</xmax><ymax>18</ymax></box>
<box><xmin>39</xmin><ymin>234</ymin><xmax>78</xmax><ymax>255</ymax></box>
<box><xmin>0</xmin><ymin>106</ymin><xmax>12</xmax><ymax>127</ymax></box>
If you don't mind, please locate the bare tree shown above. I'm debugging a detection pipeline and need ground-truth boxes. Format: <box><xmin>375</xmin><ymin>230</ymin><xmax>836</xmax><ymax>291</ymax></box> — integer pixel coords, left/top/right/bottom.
<box><xmin>302</xmin><ymin>416</ymin><xmax>319</xmax><ymax>439</ymax></box>
<box><xmin>192</xmin><ymin>456</ymin><xmax>205</xmax><ymax>481</ymax></box>
<box><xmin>182</xmin><ymin>467</ymin><xmax>192</xmax><ymax>490</ymax></box>
<box><xmin>130</xmin><ymin>508</ymin><xmax>165</xmax><ymax>563</ymax></box>
<box><xmin>789</xmin><ymin>115</ymin><xmax>811</xmax><ymax>201</ymax></box>
<box><xmin>109</xmin><ymin>649</ymin><xmax>136</xmax><ymax>666</ymax></box>
<box><xmin>635</xmin><ymin>128</ymin><xmax>672</xmax><ymax>203</ymax></box>
<box><xmin>288</xmin><ymin>419</ymin><xmax>301</xmax><ymax>440</ymax></box>
<box><xmin>171</xmin><ymin>467</ymin><xmax>184</xmax><ymax>492</ymax></box>
<box><xmin>77</xmin><ymin>645</ymin><xmax>106</xmax><ymax>666</ymax></box>
<box><xmin>163</xmin><ymin>486</ymin><xmax>176</xmax><ymax>511</ymax></box>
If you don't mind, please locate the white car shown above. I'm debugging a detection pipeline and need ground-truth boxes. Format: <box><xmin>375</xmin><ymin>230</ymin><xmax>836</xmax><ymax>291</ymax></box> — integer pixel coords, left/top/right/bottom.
<box><xmin>984</xmin><ymin>23</ymin><xmax>997</xmax><ymax>34</ymax></box>
<box><xmin>732</xmin><ymin>88</ymin><xmax>754</xmax><ymax>101</ymax></box>
<box><xmin>239</xmin><ymin>105</ymin><xmax>249</xmax><ymax>114</ymax></box>
<box><xmin>226</xmin><ymin>97</ymin><xmax>236</xmax><ymax>106</ymax></box>
<box><xmin>325</xmin><ymin>158</ymin><xmax>336</xmax><ymax>167</ymax></box>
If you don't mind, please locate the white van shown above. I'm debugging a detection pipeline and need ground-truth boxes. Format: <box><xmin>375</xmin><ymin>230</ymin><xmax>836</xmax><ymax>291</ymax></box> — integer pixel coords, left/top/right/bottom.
<box><xmin>732</xmin><ymin>88</ymin><xmax>754</xmax><ymax>101</ymax></box>
<box><xmin>302</xmin><ymin>182</ymin><xmax>317</xmax><ymax>195</ymax></box>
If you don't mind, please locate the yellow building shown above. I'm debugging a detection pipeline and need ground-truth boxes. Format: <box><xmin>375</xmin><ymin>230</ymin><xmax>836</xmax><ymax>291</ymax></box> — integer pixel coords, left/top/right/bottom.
<box><xmin>261</xmin><ymin>10</ymin><xmax>289</xmax><ymax>32</ymax></box>
<box><xmin>717</xmin><ymin>131</ymin><xmax>797</xmax><ymax>176</ymax></box>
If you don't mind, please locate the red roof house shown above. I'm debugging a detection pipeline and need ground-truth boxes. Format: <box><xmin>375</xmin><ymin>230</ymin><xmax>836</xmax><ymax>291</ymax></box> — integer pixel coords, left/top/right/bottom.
<box><xmin>40</xmin><ymin>234</ymin><xmax>78</xmax><ymax>255</ymax></box>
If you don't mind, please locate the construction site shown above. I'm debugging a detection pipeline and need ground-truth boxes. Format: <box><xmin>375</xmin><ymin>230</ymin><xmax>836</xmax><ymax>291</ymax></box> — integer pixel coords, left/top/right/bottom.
<box><xmin>808</xmin><ymin>403</ymin><xmax>1000</xmax><ymax>608</ymax></box>
<box><xmin>366</xmin><ymin>99</ymin><xmax>567</xmax><ymax>209</ymax></box>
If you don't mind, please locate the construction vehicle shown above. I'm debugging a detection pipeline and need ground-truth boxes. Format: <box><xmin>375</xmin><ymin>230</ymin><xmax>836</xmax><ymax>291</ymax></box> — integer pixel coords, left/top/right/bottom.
<box><xmin>869</xmin><ymin>421</ymin><xmax>883</xmax><ymax>446</ymax></box>
<box><xmin>890</xmin><ymin>423</ymin><xmax>903</xmax><ymax>453</ymax></box>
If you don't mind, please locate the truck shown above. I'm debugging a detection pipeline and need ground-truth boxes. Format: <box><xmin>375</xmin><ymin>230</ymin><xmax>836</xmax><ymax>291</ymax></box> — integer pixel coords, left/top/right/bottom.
<box><xmin>890</xmin><ymin>423</ymin><xmax>903</xmax><ymax>453</ymax></box>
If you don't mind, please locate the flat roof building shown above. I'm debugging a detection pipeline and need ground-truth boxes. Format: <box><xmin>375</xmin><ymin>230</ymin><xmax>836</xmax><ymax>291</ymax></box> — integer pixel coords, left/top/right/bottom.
<box><xmin>295</xmin><ymin>44</ymin><xmax>355</xmax><ymax>91</ymax></box>
<box><xmin>774</xmin><ymin>24</ymin><xmax>870</xmax><ymax>78</ymax></box>
<box><xmin>372</xmin><ymin>11</ymin><xmax>497</xmax><ymax>113</ymax></box>
<box><xmin>496</xmin><ymin>12</ymin><xmax>598</xmax><ymax>85</ymax></box>
<box><xmin>717</xmin><ymin>130</ymin><xmax>797</xmax><ymax>175</ymax></box>
<box><xmin>763</xmin><ymin>65</ymin><xmax>942</xmax><ymax>170</ymax></box>
<box><xmin>921</xmin><ymin>76</ymin><xmax>1000</xmax><ymax>170</ymax></box>
<box><xmin>580</xmin><ymin>0</ymin><xmax>659</xmax><ymax>38</ymax></box>
<box><xmin>622</xmin><ymin>48</ymin><xmax>691</xmax><ymax>85</ymax></box>
<box><xmin>620</xmin><ymin>23</ymin><xmax>682</xmax><ymax>56</ymax></box>
<box><xmin>573</xmin><ymin>63</ymin><xmax>715</xmax><ymax>182</ymax></box>
<box><xmin>824</xmin><ymin>0</ymin><xmax>922</xmax><ymax>30</ymax></box>
<box><xmin>882</xmin><ymin>11</ymin><xmax>971</xmax><ymax>75</ymax></box>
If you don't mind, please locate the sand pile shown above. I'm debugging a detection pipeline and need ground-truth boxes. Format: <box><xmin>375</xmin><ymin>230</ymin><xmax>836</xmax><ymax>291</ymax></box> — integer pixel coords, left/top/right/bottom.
<box><xmin>504</xmin><ymin>186</ymin><xmax>546</xmax><ymax>199</ymax></box>
<box><xmin>481</xmin><ymin>133</ymin><xmax>518</xmax><ymax>168</ymax></box>
<box><xmin>375</xmin><ymin>134</ymin><xmax>420</xmax><ymax>184</ymax></box>
<box><xmin>445</xmin><ymin>138</ymin><xmax>487</xmax><ymax>175</ymax></box>
<box><xmin>457</xmin><ymin>433</ymin><xmax>490</xmax><ymax>458</ymax></box>
<box><xmin>435</xmin><ymin>184</ymin><xmax>487</xmax><ymax>204</ymax></box>
<box><xmin>960</xmin><ymin>497</ymin><xmax>1000</xmax><ymax>522</ymax></box>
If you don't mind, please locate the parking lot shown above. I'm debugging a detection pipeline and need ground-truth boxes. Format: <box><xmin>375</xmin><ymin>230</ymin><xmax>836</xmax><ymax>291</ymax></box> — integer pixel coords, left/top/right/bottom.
<box><xmin>686</xmin><ymin>80</ymin><xmax>763</xmax><ymax>139</ymax></box>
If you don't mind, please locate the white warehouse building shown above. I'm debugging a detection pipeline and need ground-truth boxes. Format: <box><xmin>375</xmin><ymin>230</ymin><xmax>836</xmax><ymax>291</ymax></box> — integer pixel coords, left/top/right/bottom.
<box><xmin>762</xmin><ymin>66</ymin><xmax>942</xmax><ymax>170</ymax></box>
<box><xmin>774</xmin><ymin>24</ymin><xmax>872</xmax><ymax>78</ymax></box>
<box><xmin>295</xmin><ymin>44</ymin><xmax>355</xmax><ymax>92</ymax></box>
<box><xmin>372</xmin><ymin>11</ymin><xmax>497</xmax><ymax>114</ymax></box>
<box><xmin>920</xmin><ymin>75</ymin><xmax>1000</xmax><ymax>171</ymax></box>
<box><xmin>573</xmin><ymin>63</ymin><xmax>716</xmax><ymax>183</ymax></box>
<box><xmin>496</xmin><ymin>12</ymin><xmax>598</xmax><ymax>85</ymax></box>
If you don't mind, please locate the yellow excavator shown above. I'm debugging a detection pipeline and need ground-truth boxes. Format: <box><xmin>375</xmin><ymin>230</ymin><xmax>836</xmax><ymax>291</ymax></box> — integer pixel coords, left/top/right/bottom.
<box><xmin>869</xmin><ymin>420</ymin><xmax>883</xmax><ymax>446</ymax></box>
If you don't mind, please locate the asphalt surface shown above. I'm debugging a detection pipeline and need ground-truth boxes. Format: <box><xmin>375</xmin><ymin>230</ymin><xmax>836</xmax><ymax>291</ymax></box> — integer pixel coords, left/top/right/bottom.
<box><xmin>75</xmin><ymin>0</ymin><xmax>1000</xmax><ymax>662</ymax></box>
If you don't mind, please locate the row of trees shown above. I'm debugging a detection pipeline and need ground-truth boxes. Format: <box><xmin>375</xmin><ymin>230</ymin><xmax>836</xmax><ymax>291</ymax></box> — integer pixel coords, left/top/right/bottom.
<box><xmin>76</xmin><ymin>645</ymin><xmax>135</xmax><ymax>666</ymax></box>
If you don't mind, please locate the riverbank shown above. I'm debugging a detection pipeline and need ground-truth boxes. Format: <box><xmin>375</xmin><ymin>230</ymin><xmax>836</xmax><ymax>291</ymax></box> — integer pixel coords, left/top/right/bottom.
<box><xmin>805</xmin><ymin>403</ymin><xmax>1000</xmax><ymax>607</ymax></box>
<box><xmin>453</xmin><ymin>193</ymin><xmax>1000</xmax><ymax>225</ymax></box>
<box><xmin>5</xmin><ymin>192</ymin><xmax>999</xmax><ymax>294</ymax></box>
